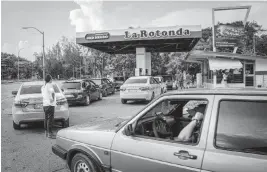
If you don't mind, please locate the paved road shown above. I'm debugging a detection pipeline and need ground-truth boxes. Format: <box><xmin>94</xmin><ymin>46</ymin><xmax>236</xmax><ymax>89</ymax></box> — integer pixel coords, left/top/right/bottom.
<box><xmin>1</xmin><ymin>82</ymin><xmax>147</xmax><ymax>172</ymax></box>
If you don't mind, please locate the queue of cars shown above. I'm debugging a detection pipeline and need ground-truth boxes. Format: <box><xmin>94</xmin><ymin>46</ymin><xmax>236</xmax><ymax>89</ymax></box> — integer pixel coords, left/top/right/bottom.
<box><xmin>10</xmin><ymin>75</ymin><xmax>176</xmax><ymax>129</ymax></box>
<box><xmin>52</xmin><ymin>88</ymin><xmax>267</xmax><ymax>172</ymax></box>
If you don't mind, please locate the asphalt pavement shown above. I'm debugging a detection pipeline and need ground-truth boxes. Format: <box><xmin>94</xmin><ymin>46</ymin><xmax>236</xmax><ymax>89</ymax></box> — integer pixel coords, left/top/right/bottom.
<box><xmin>1</xmin><ymin>82</ymin><xmax>147</xmax><ymax>172</ymax></box>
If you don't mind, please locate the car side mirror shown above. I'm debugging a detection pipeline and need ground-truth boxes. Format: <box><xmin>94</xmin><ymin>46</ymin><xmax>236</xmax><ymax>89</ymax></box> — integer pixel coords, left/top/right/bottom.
<box><xmin>124</xmin><ymin>124</ymin><xmax>134</xmax><ymax>136</ymax></box>
<box><xmin>12</xmin><ymin>91</ymin><xmax>18</xmax><ymax>95</ymax></box>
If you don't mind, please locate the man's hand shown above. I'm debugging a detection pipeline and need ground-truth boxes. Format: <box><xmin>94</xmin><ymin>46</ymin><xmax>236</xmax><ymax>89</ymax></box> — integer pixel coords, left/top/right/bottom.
<box><xmin>192</xmin><ymin>112</ymin><xmax>204</xmax><ymax>121</ymax></box>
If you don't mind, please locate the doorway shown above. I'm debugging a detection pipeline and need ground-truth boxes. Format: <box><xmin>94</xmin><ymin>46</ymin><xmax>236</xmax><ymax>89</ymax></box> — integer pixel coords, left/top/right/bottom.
<box><xmin>244</xmin><ymin>63</ymin><xmax>255</xmax><ymax>87</ymax></box>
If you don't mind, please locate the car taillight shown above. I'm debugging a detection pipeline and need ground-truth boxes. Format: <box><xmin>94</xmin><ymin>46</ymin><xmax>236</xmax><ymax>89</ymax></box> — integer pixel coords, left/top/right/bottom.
<box><xmin>14</xmin><ymin>100</ymin><xmax>29</xmax><ymax>108</ymax></box>
<box><xmin>139</xmin><ymin>87</ymin><xmax>150</xmax><ymax>91</ymax></box>
<box><xmin>57</xmin><ymin>98</ymin><xmax>67</xmax><ymax>105</ymax></box>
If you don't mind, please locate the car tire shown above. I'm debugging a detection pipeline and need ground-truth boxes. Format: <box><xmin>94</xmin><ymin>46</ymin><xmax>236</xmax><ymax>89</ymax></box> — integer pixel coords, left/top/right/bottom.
<box><xmin>62</xmin><ymin>118</ymin><xmax>69</xmax><ymax>128</ymax></box>
<box><xmin>103</xmin><ymin>89</ymin><xmax>108</xmax><ymax>97</ymax></box>
<box><xmin>84</xmin><ymin>95</ymin><xmax>90</xmax><ymax>106</ymax></box>
<box><xmin>71</xmin><ymin>153</ymin><xmax>98</xmax><ymax>172</ymax></box>
<box><xmin>13</xmin><ymin>121</ymin><xmax>20</xmax><ymax>130</ymax></box>
<box><xmin>98</xmin><ymin>92</ymin><xmax>102</xmax><ymax>100</ymax></box>
<box><xmin>161</xmin><ymin>89</ymin><xmax>163</xmax><ymax>94</ymax></box>
<box><xmin>121</xmin><ymin>99</ymin><xmax>127</xmax><ymax>104</ymax></box>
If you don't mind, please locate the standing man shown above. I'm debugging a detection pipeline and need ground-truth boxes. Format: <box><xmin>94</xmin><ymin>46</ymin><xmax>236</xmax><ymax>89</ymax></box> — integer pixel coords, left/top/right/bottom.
<box><xmin>41</xmin><ymin>74</ymin><xmax>56</xmax><ymax>139</ymax></box>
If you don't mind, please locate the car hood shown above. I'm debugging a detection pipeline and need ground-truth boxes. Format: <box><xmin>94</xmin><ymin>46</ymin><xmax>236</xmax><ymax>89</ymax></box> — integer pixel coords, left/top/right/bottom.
<box><xmin>57</xmin><ymin>117</ymin><xmax>129</xmax><ymax>149</ymax></box>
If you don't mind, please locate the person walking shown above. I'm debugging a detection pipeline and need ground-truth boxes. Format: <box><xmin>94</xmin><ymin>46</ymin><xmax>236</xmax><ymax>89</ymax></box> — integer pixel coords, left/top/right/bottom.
<box><xmin>41</xmin><ymin>74</ymin><xmax>56</xmax><ymax>139</ymax></box>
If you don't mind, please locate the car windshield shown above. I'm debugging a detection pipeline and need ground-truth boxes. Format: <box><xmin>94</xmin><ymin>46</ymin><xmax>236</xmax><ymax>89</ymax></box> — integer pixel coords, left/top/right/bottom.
<box><xmin>124</xmin><ymin>78</ymin><xmax>148</xmax><ymax>84</ymax></box>
<box><xmin>162</xmin><ymin>76</ymin><xmax>172</xmax><ymax>82</ymax></box>
<box><xmin>114</xmin><ymin>77</ymin><xmax>124</xmax><ymax>82</ymax></box>
<box><xmin>62</xmin><ymin>82</ymin><xmax>81</xmax><ymax>89</ymax></box>
<box><xmin>154</xmin><ymin>78</ymin><xmax>160</xmax><ymax>82</ymax></box>
<box><xmin>20</xmin><ymin>84</ymin><xmax>60</xmax><ymax>95</ymax></box>
<box><xmin>91</xmin><ymin>79</ymin><xmax>101</xmax><ymax>85</ymax></box>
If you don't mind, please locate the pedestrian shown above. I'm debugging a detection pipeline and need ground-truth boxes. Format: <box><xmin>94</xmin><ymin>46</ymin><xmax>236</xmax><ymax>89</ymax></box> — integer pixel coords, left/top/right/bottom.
<box><xmin>185</xmin><ymin>72</ymin><xmax>191</xmax><ymax>89</ymax></box>
<box><xmin>221</xmin><ymin>70</ymin><xmax>228</xmax><ymax>87</ymax></box>
<box><xmin>41</xmin><ymin>74</ymin><xmax>56</xmax><ymax>139</ymax></box>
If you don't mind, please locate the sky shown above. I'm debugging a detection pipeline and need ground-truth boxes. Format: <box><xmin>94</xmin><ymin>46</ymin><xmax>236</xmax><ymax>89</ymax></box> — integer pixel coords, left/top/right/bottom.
<box><xmin>1</xmin><ymin>1</ymin><xmax>267</xmax><ymax>62</ymax></box>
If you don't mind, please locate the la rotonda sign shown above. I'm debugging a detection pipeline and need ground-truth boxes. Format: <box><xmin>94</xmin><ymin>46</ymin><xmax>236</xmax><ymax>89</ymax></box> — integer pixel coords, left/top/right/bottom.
<box><xmin>124</xmin><ymin>28</ymin><xmax>191</xmax><ymax>39</ymax></box>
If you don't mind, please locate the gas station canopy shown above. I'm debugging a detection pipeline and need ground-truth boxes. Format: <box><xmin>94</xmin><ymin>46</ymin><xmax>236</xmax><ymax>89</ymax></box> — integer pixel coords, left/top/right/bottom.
<box><xmin>76</xmin><ymin>25</ymin><xmax>202</xmax><ymax>54</ymax></box>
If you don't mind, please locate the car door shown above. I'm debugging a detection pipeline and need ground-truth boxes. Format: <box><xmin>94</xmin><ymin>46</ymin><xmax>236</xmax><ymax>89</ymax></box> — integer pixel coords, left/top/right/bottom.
<box><xmin>90</xmin><ymin>80</ymin><xmax>101</xmax><ymax>98</ymax></box>
<box><xmin>105</xmin><ymin>79</ymin><xmax>114</xmax><ymax>93</ymax></box>
<box><xmin>153</xmin><ymin>77</ymin><xmax>161</xmax><ymax>95</ymax></box>
<box><xmin>85</xmin><ymin>81</ymin><xmax>97</xmax><ymax>100</ymax></box>
<box><xmin>202</xmin><ymin>95</ymin><xmax>267</xmax><ymax>172</ymax></box>
<box><xmin>111</xmin><ymin>95</ymin><xmax>214</xmax><ymax>172</ymax></box>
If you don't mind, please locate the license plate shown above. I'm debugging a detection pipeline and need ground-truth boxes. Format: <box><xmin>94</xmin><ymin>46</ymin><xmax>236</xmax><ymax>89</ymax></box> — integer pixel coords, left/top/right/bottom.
<box><xmin>65</xmin><ymin>95</ymin><xmax>73</xmax><ymax>98</ymax></box>
<box><xmin>34</xmin><ymin>104</ymin><xmax>43</xmax><ymax>109</ymax></box>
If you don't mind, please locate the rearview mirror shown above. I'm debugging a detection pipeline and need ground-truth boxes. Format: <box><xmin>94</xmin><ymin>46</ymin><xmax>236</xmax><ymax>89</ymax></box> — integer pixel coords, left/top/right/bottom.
<box><xmin>12</xmin><ymin>91</ymin><xmax>18</xmax><ymax>95</ymax></box>
<box><xmin>124</xmin><ymin>124</ymin><xmax>134</xmax><ymax>136</ymax></box>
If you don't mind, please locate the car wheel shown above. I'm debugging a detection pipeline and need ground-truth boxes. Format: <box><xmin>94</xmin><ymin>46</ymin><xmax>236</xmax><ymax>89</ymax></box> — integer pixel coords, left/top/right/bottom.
<box><xmin>84</xmin><ymin>95</ymin><xmax>90</xmax><ymax>106</ymax></box>
<box><xmin>98</xmin><ymin>92</ymin><xmax>102</xmax><ymax>100</ymax></box>
<box><xmin>71</xmin><ymin>153</ymin><xmax>98</xmax><ymax>172</ymax></box>
<box><xmin>13</xmin><ymin>121</ymin><xmax>20</xmax><ymax>130</ymax></box>
<box><xmin>161</xmin><ymin>89</ymin><xmax>163</xmax><ymax>94</ymax></box>
<box><xmin>62</xmin><ymin>118</ymin><xmax>69</xmax><ymax>128</ymax></box>
<box><xmin>121</xmin><ymin>99</ymin><xmax>127</xmax><ymax>104</ymax></box>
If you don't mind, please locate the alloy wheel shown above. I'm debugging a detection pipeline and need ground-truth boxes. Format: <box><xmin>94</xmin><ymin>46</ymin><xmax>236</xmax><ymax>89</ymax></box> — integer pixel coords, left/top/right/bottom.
<box><xmin>75</xmin><ymin>160</ymin><xmax>90</xmax><ymax>172</ymax></box>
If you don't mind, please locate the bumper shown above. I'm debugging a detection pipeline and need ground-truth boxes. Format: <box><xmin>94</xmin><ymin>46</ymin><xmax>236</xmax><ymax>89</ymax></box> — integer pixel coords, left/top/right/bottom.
<box><xmin>120</xmin><ymin>91</ymin><xmax>152</xmax><ymax>100</ymax></box>
<box><xmin>66</xmin><ymin>97</ymin><xmax>86</xmax><ymax>104</ymax></box>
<box><xmin>52</xmin><ymin>144</ymin><xmax>67</xmax><ymax>160</ymax></box>
<box><xmin>12</xmin><ymin>107</ymin><xmax>69</xmax><ymax>124</ymax></box>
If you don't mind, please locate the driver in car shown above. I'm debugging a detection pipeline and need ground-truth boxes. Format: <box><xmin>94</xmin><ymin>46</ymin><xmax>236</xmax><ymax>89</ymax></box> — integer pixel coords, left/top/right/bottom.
<box><xmin>175</xmin><ymin>104</ymin><xmax>206</xmax><ymax>142</ymax></box>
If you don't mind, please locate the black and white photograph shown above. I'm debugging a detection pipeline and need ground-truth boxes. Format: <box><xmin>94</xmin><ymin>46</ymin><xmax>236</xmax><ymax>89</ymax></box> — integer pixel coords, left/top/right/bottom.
<box><xmin>1</xmin><ymin>0</ymin><xmax>267</xmax><ymax>172</ymax></box>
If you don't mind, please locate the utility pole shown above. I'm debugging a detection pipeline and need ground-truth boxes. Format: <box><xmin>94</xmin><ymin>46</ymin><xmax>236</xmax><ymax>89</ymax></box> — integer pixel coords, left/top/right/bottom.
<box><xmin>17</xmin><ymin>48</ymin><xmax>24</xmax><ymax>81</ymax></box>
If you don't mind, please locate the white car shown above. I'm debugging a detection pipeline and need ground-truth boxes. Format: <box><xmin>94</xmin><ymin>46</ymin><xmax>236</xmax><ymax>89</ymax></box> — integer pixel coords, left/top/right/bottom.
<box><xmin>154</xmin><ymin>76</ymin><xmax>167</xmax><ymax>93</ymax></box>
<box><xmin>120</xmin><ymin>76</ymin><xmax>161</xmax><ymax>104</ymax></box>
<box><xmin>11</xmin><ymin>81</ymin><xmax>69</xmax><ymax>130</ymax></box>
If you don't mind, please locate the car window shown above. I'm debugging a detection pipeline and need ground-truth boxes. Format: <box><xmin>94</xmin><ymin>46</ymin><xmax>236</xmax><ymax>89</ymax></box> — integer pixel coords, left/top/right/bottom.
<box><xmin>89</xmin><ymin>80</ymin><xmax>97</xmax><ymax>86</ymax></box>
<box><xmin>153</xmin><ymin>78</ymin><xmax>159</xmax><ymax>84</ymax></box>
<box><xmin>215</xmin><ymin>100</ymin><xmax>267</xmax><ymax>155</ymax></box>
<box><xmin>91</xmin><ymin>79</ymin><xmax>101</xmax><ymax>85</ymax></box>
<box><xmin>135</xmin><ymin>99</ymin><xmax>208</xmax><ymax>144</ymax></box>
<box><xmin>154</xmin><ymin>77</ymin><xmax>160</xmax><ymax>83</ymax></box>
<box><xmin>20</xmin><ymin>84</ymin><xmax>60</xmax><ymax>95</ymax></box>
<box><xmin>62</xmin><ymin>82</ymin><xmax>81</xmax><ymax>90</ymax></box>
<box><xmin>124</xmin><ymin>78</ymin><xmax>148</xmax><ymax>84</ymax></box>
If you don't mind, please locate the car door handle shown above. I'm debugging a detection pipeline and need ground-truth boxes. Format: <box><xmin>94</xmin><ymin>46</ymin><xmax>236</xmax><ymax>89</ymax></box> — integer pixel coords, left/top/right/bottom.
<box><xmin>174</xmin><ymin>150</ymin><xmax>197</xmax><ymax>160</ymax></box>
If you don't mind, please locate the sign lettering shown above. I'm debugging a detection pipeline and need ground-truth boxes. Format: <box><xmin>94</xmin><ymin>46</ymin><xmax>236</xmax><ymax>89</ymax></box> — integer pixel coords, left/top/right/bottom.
<box><xmin>85</xmin><ymin>32</ymin><xmax>110</xmax><ymax>40</ymax></box>
<box><xmin>124</xmin><ymin>28</ymin><xmax>191</xmax><ymax>39</ymax></box>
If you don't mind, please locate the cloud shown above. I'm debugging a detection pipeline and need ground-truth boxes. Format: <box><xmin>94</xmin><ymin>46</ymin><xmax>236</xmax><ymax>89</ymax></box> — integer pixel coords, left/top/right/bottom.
<box><xmin>148</xmin><ymin>3</ymin><xmax>267</xmax><ymax>29</ymax></box>
<box><xmin>70</xmin><ymin>0</ymin><xmax>104</xmax><ymax>32</ymax></box>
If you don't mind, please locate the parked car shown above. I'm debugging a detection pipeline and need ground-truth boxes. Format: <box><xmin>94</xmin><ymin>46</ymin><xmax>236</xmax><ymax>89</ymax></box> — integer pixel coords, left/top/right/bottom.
<box><xmin>61</xmin><ymin>79</ymin><xmax>102</xmax><ymax>106</ymax></box>
<box><xmin>113</xmin><ymin>76</ymin><xmax>126</xmax><ymax>91</ymax></box>
<box><xmin>52</xmin><ymin>88</ymin><xmax>267</xmax><ymax>172</ymax></box>
<box><xmin>154</xmin><ymin>76</ymin><xmax>167</xmax><ymax>93</ymax></box>
<box><xmin>11</xmin><ymin>81</ymin><xmax>69</xmax><ymax>130</ymax></box>
<box><xmin>162</xmin><ymin>75</ymin><xmax>178</xmax><ymax>90</ymax></box>
<box><xmin>119</xmin><ymin>76</ymin><xmax>161</xmax><ymax>104</ymax></box>
<box><xmin>91</xmin><ymin>78</ymin><xmax>115</xmax><ymax>97</ymax></box>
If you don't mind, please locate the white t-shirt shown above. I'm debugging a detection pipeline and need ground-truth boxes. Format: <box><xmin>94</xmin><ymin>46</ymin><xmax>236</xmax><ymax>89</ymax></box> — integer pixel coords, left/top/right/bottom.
<box><xmin>41</xmin><ymin>83</ymin><xmax>56</xmax><ymax>106</ymax></box>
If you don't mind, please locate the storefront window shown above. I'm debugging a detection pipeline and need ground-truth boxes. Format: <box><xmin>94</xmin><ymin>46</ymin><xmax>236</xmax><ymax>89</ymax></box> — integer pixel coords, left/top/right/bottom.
<box><xmin>215</xmin><ymin>68</ymin><xmax>244</xmax><ymax>84</ymax></box>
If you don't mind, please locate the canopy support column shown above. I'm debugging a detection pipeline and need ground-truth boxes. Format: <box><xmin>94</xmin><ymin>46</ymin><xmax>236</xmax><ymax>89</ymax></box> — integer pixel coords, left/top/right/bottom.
<box><xmin>135</xmin><ymin>47</ymin><xmax>151</xmax><ymax>76</ymax></box>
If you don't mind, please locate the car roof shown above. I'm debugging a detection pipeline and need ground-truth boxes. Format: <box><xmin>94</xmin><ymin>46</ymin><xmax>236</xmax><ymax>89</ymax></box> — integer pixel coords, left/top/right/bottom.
<box><xmin>161</xmin><ymin>88</ymin><xmax>267</xmax><ymax>96</ymax></box>
<box><xmin>22</xmin><ymin>81</ymin><xmax>59</xmax><ymax>86</ymax></box>
<box><xmin>128</xmin><ymin>76</ymin><xmax>150</xmax><ymax>79</ymax></box>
